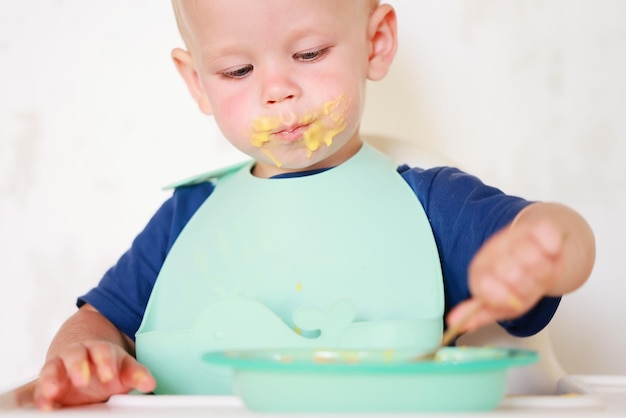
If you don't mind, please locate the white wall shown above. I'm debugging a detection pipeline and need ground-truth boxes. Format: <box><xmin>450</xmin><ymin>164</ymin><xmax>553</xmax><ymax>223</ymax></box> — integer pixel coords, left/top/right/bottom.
<box><xmin>1</xmin><ymin>0</ymin><xmax>624</xmax><ymax>390</ymax></box>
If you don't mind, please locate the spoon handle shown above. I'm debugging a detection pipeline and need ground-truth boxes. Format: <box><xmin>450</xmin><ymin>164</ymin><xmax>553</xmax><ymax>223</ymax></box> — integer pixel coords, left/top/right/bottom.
<box><xmin>441</xmin><ymin>300</ymin><xmax>483</xmax><ymax>347</ymax></box>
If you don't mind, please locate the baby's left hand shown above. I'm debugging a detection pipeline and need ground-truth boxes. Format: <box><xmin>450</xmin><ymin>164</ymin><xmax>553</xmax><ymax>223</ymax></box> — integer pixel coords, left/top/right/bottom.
<box><xmin>448</xmin><ymin>219</ymin><xmax>566</xmax><ymax>334</ymax></box>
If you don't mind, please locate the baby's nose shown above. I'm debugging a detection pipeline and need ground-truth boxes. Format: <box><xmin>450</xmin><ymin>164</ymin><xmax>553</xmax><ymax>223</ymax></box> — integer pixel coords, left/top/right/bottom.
<box><xmin>261</xmin><ymin>69</ymin><xmax>301</xmax><ymax>105</ymax></box>
<box><xmin>265</xmin><ymin>91</ymin><xmax>295</xmax><ymax>105</ymax></box>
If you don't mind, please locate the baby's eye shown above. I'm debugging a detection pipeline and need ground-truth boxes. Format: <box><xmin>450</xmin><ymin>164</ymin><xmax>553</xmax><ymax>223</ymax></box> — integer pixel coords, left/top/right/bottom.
<box><xmin>220</xmin><ymin>64</ymin><xmax>253</xmax><ymax>80</ymax></box>
<box><xmin>293</xmin><ymin>47</ymin><xmax>330</xmax><ymax>63</ymax></box>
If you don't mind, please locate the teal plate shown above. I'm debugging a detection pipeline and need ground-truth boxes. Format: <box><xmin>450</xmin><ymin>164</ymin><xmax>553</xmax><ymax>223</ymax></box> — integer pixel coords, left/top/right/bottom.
<box><xmin>202</xmin><ymin>347</ymin><xmax>538</xmax><ymax>412</ymax></box>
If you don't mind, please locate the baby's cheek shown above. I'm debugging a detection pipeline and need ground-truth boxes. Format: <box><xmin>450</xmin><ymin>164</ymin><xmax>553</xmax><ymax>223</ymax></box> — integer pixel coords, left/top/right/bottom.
<box><xmin>214</xmin><ymin>97</ymin><xmax>250</xmax><ymax>138</ymax></box>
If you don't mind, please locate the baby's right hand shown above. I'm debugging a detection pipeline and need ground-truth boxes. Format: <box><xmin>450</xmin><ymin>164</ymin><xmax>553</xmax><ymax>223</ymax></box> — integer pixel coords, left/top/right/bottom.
<box><xmin>33</xmin><ymin>340</ymin><xmax>155</xmax><ymax>411</ymax></box>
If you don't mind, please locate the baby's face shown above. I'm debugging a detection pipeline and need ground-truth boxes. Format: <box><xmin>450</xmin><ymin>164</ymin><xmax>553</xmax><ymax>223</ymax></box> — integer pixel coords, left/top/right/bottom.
<box><xmin>175</xmin><ymin>0</ymin><xmax>376</xmax><ymax>176</ymax></box>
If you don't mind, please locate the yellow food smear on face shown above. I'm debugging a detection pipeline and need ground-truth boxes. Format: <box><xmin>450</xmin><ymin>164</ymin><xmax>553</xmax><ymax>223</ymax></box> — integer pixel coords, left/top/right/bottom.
<box><xmin>296</xmin><ymin>282</ymin><xmax>303</xmax><ymax>292</ymax></box>
<box><xmin>249</xmin><ymin>94</ymin><xmax>348</xmax><ymax>165</ymax></box>
<box><xmin>251</xmin><ymin>117</ymin><xmax>280</xmax><ymax>147</ymax></box>
<box><xmin>302</xmin><ymin>120</ymin><xmax>346</xmax><ymax>157</ymax></box>
<box><xmin>302</xmin><ymin>96</ymin><xmax>347</xmax><ymax>157</ymax></box>
<box><xmin>260</xmin><ymin>147</ymin><xmax>283</xmax><ymax>167</ymax></box>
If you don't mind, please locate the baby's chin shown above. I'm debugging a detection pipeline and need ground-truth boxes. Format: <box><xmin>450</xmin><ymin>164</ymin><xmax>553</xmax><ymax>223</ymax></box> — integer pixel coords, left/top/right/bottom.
<box><xmin>252</xmin><ymin>147</ymin><xmax>338</xmax><ymax>177</ymax></box>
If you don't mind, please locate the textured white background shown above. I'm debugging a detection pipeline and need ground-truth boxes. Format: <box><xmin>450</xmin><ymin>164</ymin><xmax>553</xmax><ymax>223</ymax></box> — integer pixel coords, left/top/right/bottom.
<box><xmin>1</xmin><ymin>1</ymin><xmax>625</xmax><ymax>390</ymax></box>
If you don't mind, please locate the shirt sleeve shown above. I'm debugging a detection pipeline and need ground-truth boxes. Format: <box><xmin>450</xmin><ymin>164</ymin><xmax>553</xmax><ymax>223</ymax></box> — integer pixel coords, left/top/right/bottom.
<box><xmin>399</xmin><ymin>165</ymin><xmax>560</xmax><ymax>337</ymax></box>
<box><xmin>77</xmin><ymin>182</ymin><xmax>215</xmax><ymax>340</ymax></box>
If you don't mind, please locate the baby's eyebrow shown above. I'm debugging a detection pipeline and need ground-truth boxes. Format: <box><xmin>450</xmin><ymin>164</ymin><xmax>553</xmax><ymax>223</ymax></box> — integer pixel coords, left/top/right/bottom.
<box><xmin>198</xmin><ymin>43</ymin><xmax>250</xmax><ymax>66</ymax></box>
<box><xmin>201</xmin><ymin>41</ymin><xmax>241</xmax><ymax>56</ymax></box>
<box><xmin>285</xmin><ymin>25</ymin><xmax>335</xmax><ymax>42</ymax></box>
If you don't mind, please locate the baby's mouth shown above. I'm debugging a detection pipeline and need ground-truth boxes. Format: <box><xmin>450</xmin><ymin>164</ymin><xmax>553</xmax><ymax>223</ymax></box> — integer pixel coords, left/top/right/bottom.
<box><xmin>273</xmin><ymin>123</ymin><xmax>312</xmax><ymax>142</ymax></box>
<box><xmin>249</xmin><ymin>94</ymin><xmax>348</xmax><ymax>166</ymax></box>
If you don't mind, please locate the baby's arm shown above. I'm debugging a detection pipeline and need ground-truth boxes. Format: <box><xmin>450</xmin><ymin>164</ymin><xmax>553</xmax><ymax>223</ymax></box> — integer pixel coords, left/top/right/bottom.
<box><xmin>448</xmin><ymin>202</ymin><xmax>596</xmax><ymax>334</ymax></box>
<box><xmin>33</xmin><ymin>304</ymin><xmax>155</xmax><ymax>410</ymax></box>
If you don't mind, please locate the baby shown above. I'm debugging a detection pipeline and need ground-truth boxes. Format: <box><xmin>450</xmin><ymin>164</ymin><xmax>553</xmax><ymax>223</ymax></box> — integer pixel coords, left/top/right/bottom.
<box><xmin>32</xmin><ymin>0</ymin><xmax>595</xmax><ymax>410</ymax></box>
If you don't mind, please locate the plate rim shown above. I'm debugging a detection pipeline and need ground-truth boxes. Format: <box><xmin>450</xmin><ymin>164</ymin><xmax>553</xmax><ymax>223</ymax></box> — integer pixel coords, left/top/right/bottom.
<box><xmin>201</xmin><ymin>346</ymin><xmax>539</xmax><ymax>374</ymax></box>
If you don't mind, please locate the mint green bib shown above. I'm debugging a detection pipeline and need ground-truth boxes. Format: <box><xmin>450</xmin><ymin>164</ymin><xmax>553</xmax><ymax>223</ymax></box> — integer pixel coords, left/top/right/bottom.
<box><xmin>135</xmin><ymin>143</ymin><xmax>444</xmax><ymax>394</ymax></box>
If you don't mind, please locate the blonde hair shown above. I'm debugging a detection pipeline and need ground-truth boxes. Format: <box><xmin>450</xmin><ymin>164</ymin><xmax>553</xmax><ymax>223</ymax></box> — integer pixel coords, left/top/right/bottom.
<box><xmin>171</xmin><ymin>0</ymin><xmax>191</xmax><ymax>48</ymax></box>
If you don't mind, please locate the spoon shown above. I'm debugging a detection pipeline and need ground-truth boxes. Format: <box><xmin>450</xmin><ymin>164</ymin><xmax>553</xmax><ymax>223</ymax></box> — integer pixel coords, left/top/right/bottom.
<box><xmin>413</xmin><ymin>300</ymin><xmax>483</xmax><ymax>361</ymax></box>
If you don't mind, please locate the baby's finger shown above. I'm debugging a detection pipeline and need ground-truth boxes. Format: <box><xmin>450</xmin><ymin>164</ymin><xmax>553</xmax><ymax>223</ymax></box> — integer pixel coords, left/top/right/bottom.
<box><xmin>56</xmin><ymin>344</ymin><xmax>94</xmax><ymax>389</ymax></box>
<box><xmin>498</xmin><ymin>238</ymin><xmax>556</xmax><ymax>299</ymax></box>
<box><xmin>118</xmin><ymin>355</ymin><xmax>156</xmax><ymax>393</ymax></box>
<box><xmin>529</xmin><ymin>220</ymin><xmax>565</xmax><ymax>256</ymax></box>
<box><xmin>446</xmin><ymin>299</ymin><xmax>495</xmax><ymax>335</ymax></box>
<box><xmin>34</xmin><ymin>357</ymin><xmax>70</xmax><ymax>411</ymax></box>
<box><xmin>84</xmin><ymin>342</ymin><xmax>118</xmax><ymax>384</ymax></box>
<box><xmin>472</xmin><ymin>268</ymin><xmax>529</xmax><ymax>315</ymax></box>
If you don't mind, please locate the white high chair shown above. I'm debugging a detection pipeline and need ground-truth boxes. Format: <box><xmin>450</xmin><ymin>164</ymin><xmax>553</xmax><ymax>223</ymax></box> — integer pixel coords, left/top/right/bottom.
<box><xmin>365</xmin><ymin>133</ymin><xmax>567</xmax><ymax>396</ymax></box>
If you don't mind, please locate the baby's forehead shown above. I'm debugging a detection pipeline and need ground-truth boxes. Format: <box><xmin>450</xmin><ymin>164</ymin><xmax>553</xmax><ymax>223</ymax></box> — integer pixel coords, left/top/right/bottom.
<box><xmin>172</xmin><ymin>0</ymin><xmax>377</xmax><ymax>49</ymax></box>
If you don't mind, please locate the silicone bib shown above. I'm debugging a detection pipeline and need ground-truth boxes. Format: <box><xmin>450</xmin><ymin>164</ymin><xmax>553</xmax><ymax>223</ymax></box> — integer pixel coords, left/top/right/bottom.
<box><xmin>136</xmin><ymin>143</ymin><xmax>444</xmax><ymax>394</ymax></box>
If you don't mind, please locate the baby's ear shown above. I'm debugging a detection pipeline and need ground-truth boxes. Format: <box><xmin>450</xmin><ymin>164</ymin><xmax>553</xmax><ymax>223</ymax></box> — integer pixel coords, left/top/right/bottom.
<box><xmin>366</xmin><ymin>4</ymin><xmax>398</xmax><ymax>81</ymax></box>
<box><xmin>171</xmin><ymin>48</ymin><xmax>213</xmax><ymax>115</ymax></box>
